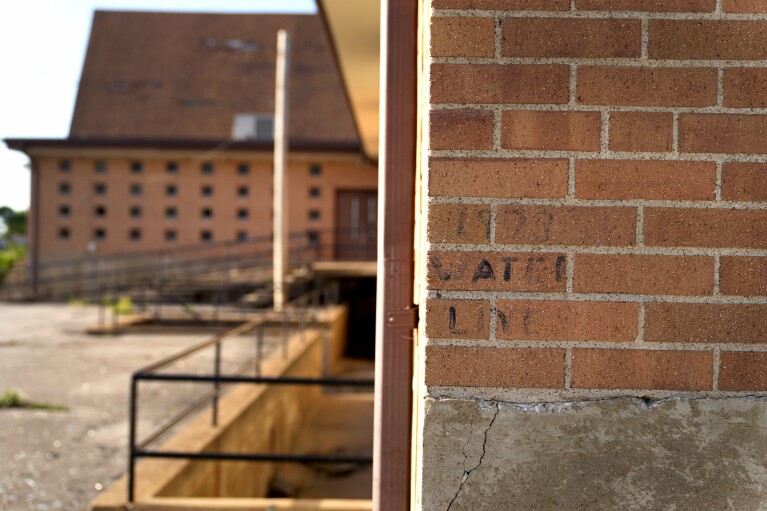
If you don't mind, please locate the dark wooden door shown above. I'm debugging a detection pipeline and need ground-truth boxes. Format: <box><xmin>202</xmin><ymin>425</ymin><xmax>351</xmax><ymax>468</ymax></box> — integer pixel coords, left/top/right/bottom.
<box><xmin>336</xmin><ymin>190</ymin><xmax>377</xmax><ymax>260</ymax></box>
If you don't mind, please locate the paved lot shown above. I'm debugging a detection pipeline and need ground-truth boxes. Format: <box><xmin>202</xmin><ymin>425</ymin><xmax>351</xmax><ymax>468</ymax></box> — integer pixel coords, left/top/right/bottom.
<box><xmin>0</xmin><ymin>303</ymin><xmax>261</xmax><ymax>511</ymax></box>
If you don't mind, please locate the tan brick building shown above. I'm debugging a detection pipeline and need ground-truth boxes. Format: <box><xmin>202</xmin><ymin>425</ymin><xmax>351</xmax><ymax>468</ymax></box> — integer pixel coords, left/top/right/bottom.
<box><xmin>6</xmin><ymin>11</ymin><xmax>377</xmax><ymax>263</ymax></box>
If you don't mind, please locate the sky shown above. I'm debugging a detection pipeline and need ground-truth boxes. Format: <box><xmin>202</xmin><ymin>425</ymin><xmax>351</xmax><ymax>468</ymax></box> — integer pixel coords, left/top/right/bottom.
<box><xmin>0</xmin><ymin>0</ymin><xmax>316</xmax><ymax>211</ymax></box>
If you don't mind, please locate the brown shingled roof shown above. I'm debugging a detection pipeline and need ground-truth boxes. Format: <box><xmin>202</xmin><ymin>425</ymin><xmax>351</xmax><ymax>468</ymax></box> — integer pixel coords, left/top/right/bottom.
<box><xmin>69</xmin><ymin>11</ymin><xmax>359</xmax><ymax>144</ymax></box>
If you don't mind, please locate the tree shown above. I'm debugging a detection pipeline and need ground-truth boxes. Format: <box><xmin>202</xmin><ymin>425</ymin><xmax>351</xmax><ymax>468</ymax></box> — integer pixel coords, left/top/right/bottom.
<box><xmin>0</xmin><ymin>207</ymin><xmax>27</xmax><ymax>239</ymax></box>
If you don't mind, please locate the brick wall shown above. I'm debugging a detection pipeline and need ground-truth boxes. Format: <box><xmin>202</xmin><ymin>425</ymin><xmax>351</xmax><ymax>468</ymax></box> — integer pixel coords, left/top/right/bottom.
<box><xmin>34</xmin><ymin>154</ymin><xmax>376</xmax><ymax>260</ymax></box>
<box><xmin>424</xmin><ymin>0</ymin><xmax>767</xmax><ymax>394</ymax></box>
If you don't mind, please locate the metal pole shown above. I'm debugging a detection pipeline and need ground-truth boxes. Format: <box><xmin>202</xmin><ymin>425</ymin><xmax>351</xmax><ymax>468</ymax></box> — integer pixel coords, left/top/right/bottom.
<box><xmin>111</xmin><ymin>288</ymin><xmax>117</xmax><ymax>330</ymax></box>
<box><xmin>272</xmin><ymin>30</ymin><xmax>291</xmax><ymax>310</ymax></box>
<box><xmin>300</xmin><ymin>296</ymin><xmax>306</xmax><ymax>341</ymax></box>
<box><xmin>212</xmin><ymin>341</ymin><xmax>221</xmax><ymax>427</ymax></box>
<box><xmin>98</xmin><ymin>289</ymin><xmax>105</xmax><ymax>328</ymax></box>
<box><xmin>154</xmin><ymin>256</ymin><xmax>161</xmax><ymax>320</ymax></box>
<box><xmin>127</xmin><ymin>377</ymin><xmax>138</xmax><ymax>503</ymax></box>
<box><xmin>213</xmin><ymin>289</ymin><xmax>220</xmax><ymax>325</ymax></box>
<box><xmin>256</xmin><ymin>323</ymin><xmax>264</xmax><ymax>376</ymax></box>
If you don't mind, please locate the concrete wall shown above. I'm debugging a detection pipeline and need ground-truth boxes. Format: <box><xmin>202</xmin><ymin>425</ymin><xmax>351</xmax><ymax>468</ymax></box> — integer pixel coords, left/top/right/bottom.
<box><xmin>418</xmin><ymin>1</ymin><xmax>767</xmax><ymax>509</ymax></box>
<box><xmin>31</xmin><ymin>151</ymin><xmax>376</xmax><ymax>260</ymax></box>
<box><xmin>91</xmin><ymin>306</ymin><xmax>355</xmax><ymax>510</ymax></box>
<box><xmin>156</xmin><ymin>332</ymin><xmax>325</xmax><ymax>498</ymax></box>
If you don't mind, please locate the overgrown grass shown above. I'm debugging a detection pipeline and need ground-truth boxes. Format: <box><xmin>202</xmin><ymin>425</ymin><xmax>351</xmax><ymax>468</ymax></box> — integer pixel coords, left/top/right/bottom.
<box><xmin>0</xmin><ymin>245</ymin><xmax>26</xmax><ymax>283</ymax></box>
<box><xmin>69</xmin><ymin>295</ymin><xmax>134</xmax><ymax>315</ymax></box>
<box><xmin>0</xmin><ymin>389</ymin><xmax>69</xmax><ymax>412</ymax></box>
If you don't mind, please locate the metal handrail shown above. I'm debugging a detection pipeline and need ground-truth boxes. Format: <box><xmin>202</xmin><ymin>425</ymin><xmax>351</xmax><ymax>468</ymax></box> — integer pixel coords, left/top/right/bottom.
<box><xmin>126</xmin><ymin>287</ymin><xmax>374</xmax><ymax>503</ymax></box>
<box><xmin>0</xmin><ymin>228</ymin><xmax>376</xmax><ymax>301</ymax></box>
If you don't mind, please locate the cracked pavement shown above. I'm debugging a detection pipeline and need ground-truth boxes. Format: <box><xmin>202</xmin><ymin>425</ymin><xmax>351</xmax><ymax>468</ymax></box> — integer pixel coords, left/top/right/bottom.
<box><xmin>0</xmin><ymin>303</ymin><xmax>270</xmax><ymax>510</ymax></box>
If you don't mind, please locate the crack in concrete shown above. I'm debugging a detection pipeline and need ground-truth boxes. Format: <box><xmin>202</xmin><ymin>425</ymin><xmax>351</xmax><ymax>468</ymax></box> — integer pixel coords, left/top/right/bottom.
<box><xmin>433</xmin><ymin>393</ymin><xmax>767</xmax><ymax>414</ymax></box>
<box><xmin>446</xmin><ymin>401</ymin><xmax>500</xmax><ymax>511</ymax></box>
<box><xmin>460</xmin><ymin>419</ymin><xmax>474</xmax><ymax>474</ymax></box>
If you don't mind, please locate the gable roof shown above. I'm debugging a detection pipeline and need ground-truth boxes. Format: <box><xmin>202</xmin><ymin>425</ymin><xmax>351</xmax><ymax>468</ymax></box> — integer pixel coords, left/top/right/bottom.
<box><xmin>68</xmin><ymin>11</ymin><xmax>360</xmax><ymax>145</ymax></box>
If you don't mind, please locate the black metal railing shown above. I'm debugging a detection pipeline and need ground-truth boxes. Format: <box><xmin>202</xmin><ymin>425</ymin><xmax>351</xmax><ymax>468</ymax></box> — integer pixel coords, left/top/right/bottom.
<box><xmin>0</xmin><ymin>228</ymin><xmax>376</xmax><ymax>302</ymax></box>
<box><xmin>126</xmin><ymin>287</ymin><xmax>373</xmax><ymax>503</ymax></box>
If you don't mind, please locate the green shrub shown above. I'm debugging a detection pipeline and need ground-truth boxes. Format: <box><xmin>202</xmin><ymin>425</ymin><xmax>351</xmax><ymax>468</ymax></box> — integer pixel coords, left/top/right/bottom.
<box><xmin>113</xmin><ymin>295</ymin><xmax>134</xmax><ymax>316</ymax></box>
<box><xmin>0</xmin><ymin>245</ymin><xmax>26</xmax><ymax>283</ymax></box>
<box><xmin>100</xmin><ymin>295</ymin><xmax>134</xmax><ymax>316</ymax></box>
<box><xmin>0</xmin><ymin>389</ymin><xmax>23</xmax><ymax>408</ymax></box>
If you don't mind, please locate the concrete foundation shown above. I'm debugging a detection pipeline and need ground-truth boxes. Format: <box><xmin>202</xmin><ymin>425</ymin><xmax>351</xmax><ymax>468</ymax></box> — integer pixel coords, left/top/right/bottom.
<box><xmin>421</xmin><ymin>396</ymin><xmax>767</xmax><ymax>511</ymax></box>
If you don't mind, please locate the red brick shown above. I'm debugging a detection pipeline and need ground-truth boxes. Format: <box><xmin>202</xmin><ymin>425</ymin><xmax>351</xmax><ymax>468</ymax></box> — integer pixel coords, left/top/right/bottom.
<box><xmin>720</xmin><ymin>256</ymin><xmax>767</xmax><ymax>296</ymax></box>
<box><xmin>645</xmin><ymin>303</ymin><xmax>767</xmax><ymax>343</ymax></box>
<box><xmin>572</xmin><ymin>349</ymin><xmax>713</xmax><ymax>390</ymax></box>
<box><xmin>723</xmin><ymin>69</ymin><xmax>767</xmax><ymax>108</ymax></box>
<box><xmin>650</xmin><ymin>20</ymin><xmax>767</xmax><ymax>60</ymax></box>
<box><xmin>430</xmin><ymin>109</ymin><xmax>494</xmax><ymax>150</ymax></box>
<box><xmin>577</xmin><ymin>0</ymin><xmax>715</xmax><ymax>11</ymax></box>
<box><xmin>680</xmin><ymin>114</ymin><xmax>767</xmax><ymax>154</ymax></box>
<box><xmin>719</xmin><ymin>351</ymin><xmax>767</xmax><ymax>391</ymax></box>
<box><xmin>502</xmin><ymin>111</ymin><xmax>601</xmax><ymax>152</ymax></box>
<box><xmin>427</xmin><ymin>251</ymin><xmax>566</xmax><ymax>292</ymax></box>
<box><xmin>578</xmin><ymin>66</ymin><xmax>716</xmax><ymax>107</ymax></box>
<box><xmin>431</xmin><ymin>64</ymin><xmax>569</xmax><ymax>105</ymax></box>
<box><xmin>609</xmin><ymin>112</ymin><xmax>673</xmax><ymax>153</ymax></box>
<box><xmin>425</xmin><ymin>299</ymin><xmax>490</xmax><ymax>339</ymax></box>
<box><xmin>574</xmin><ymin>254</ymin><xmax>714</xmax><ymax>296</ymax></box>
<box><xmin>644</xmin><ymin>208</ymin><xmax>767</xmax><ymax>249</ymax></box>
<box><xmin>576</xmin><ymin>160</ymin><xmax>716</xmax><ymax>201</ymax></box>
<box><xmin>722</xmin><ymin>163</ymin><xmax>767</xmax><ymax>202</ymax></box>
<box><xmin>425</xmin><ymin>345</ymin><xmax>565</xmax><ymax>388</ymax></box>
<box><xmin>433</xmin><ymin>0</ymin><xmax>569</xmax><ymax>9</ymax></box>
<box><xmin>428</xmin><ymin>204</ymin><xmax>491</xmax><ymax>244</ymax></box>
<box><xmin>430</xmin><ymin>17</ymin><xmax>495</xmax><ymax>58</ymax></box>
<box><xmin>723</xmin><ymin>0</ymin><xmax>767</xmax><ymax>12</ymax></box>
<box><xmin>496</xmin><ymin>300</ymin><xmax>638</xmax><ymax>342</ymax></box>
<box><xmin>496</xmin><ymin>205</ymin><xmax>636</xmax><ymax>246</ymax></box>
<box><xmin>502</xmin><ymin>18</ymin><xmax>641</xmax><ymax>58</ymax></box>
<box><xmin>428</xmin><ymin>158</ymin><xmax>569</xmax><ymax>198</ymax></box>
